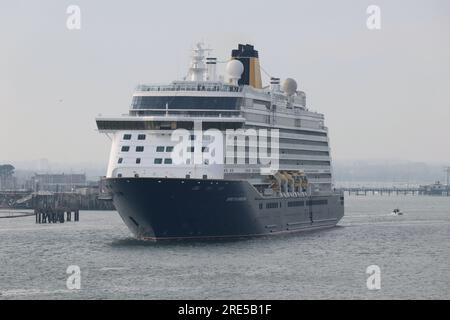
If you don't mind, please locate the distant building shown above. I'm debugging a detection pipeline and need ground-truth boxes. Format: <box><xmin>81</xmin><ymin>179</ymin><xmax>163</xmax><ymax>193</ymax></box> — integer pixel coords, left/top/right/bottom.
<box><xmin>31</xmin><ymin>173</ymin><xmax>87</xmax><ymax>192</ymax></box>
<box><xmin>0</xmin><ymin>164</ymin><xmax>16</xmax><ymax>190</ymax></box>
<box><xmin>0</xmin><ymin>176</ymin><xmax>16</xmax><ymax>190</ymax></box>
<box><xmin>419</xmin><ymin>181</ymin><xmax>449</xmax><ymax>196</ymax></box>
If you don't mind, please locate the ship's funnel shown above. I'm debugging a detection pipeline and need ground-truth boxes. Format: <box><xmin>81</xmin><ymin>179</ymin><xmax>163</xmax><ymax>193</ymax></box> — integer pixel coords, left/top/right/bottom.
<box><xmin>231</xmin><ymin>44</ymin><xmax>262</xmax><ymax>89</ymax></box>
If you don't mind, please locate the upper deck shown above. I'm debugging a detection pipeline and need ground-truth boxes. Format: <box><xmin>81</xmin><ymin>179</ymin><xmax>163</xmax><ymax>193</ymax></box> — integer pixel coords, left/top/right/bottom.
<box><xmin>97</xmin><ymin>43</ymin><xmax>326</xmax><ymax>133</ymax></box>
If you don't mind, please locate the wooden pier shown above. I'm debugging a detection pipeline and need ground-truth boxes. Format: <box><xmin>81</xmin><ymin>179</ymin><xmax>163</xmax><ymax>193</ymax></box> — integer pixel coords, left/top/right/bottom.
<box><xmin>32</xmin><ymin>193</ymin><xmax>81</xmax><ymax>224</ymax></box>
<box><xmin>339</xmin><ymin>187</ymin><xmax>449</xmax><ymax>196</ymax></box>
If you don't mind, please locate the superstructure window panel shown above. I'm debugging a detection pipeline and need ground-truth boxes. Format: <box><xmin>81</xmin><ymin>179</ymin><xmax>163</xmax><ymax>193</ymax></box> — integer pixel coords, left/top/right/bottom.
<box><xmin>244</xmin><ymin>124</ymin><xmax>328</xmax><ymax>137</ymax></box>
<box><xmin>97</xmin><ymin>120</ymin><xmax>195</xmax><ymax>131</ymax></box>
<box><xmin>136</xmin><ymin>146</ymin><xmax>145</xmax><ymax>152</ymax></box>
<box><xmin>280</xmin><ymin>149</ymin><xmax>330</xmax><ymax>156</ymax></box>
<box><xmin>244</xmin><ymin>113</ymin><xmax>269</xmax><ymax>123</ymax></box>
<box><xmin>137</xmin><ymin>134</ymin><xmax>146</xmax><ymax>140</ymax></box>
<box><xmin>307</xmin><ymin>173</ymin><xmax>332</xmax><ymax>179</ymax></box>
<box><xmin>280</xmin><ymin>159</ymin><xmax>331</xmax><ymax>166</ymax></box>
<box><xmin>276</xmin><ymin>117</ymin><xmax>296</xmax><ymax>127</ymax></box>
<box><xmin>280</xmin><ymin>155</ymin><xmax>331</xmax><ymax>163</ymax></box>
<box><xmin>121</xmin><ymin>146</ymin><xmax>130</xmax><ymax>152</ymax></box>
<box><xmin>266</xmin><ymin>202</ymin><xmax>279</xmax><ymax>209</ymax></box>
<box><xmin>288</xmin><ymin>201</ymin><xmax>304</xmax><ymax>207</ymax></box>
<box><xmin>279</xmin><ymin>138</ymin><xmax>328</xmax><ymax>147</ymax></box>
<box><xmin>202</xmin><ymin>122</ymin><xmax>244</xmax><ymax>131</ymax></box>
<box><xmin>131</xmin><ymin>96</ymin><xmax>243</xmax><ymax>110</ymax></box>
<box><xmin>279</xmin><ymin>132</ymin><xmax>328</xmax><ymax>143</ymax></box>
<box><xmin>98</xmin><ymin>120</ymin><xmax>243</xmax><ymax>131</ymax></box>
<box><xmin>301</xmin><ymin>119</ymin><xmax>321</xmax><ymax>129</ymax></box>
<box><xmin>123</xmin><ymin>134</ymin><xmax>132</xmax><ymax>140</ymax></box>
<box><xmin>307</xmin><ymin>200</ymin><xmax>328</xmax><ymax>206</ymax></box>
<box><xmin>252</xmin><ymin>99</ymin><xmax>271</xmax><ymax>109</ymax></box>
<box><xmin>279</xmin><ymin>143</ymin><xmax>329</xmax><ymax>153</ymax></box>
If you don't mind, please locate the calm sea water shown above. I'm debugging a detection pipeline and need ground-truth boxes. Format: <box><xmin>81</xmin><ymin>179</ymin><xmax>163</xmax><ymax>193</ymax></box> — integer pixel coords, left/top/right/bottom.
<box><xmin>1</xmin><ymin>195</ymin><xmax>449</xmax><ymax>300</ymax></box>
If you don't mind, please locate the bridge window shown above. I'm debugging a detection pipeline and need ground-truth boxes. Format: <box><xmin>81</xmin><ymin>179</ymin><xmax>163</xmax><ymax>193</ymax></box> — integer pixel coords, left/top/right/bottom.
<box><xmin>131</xmin><ymin>96</ymin><xmax>242</xmax><ymax>110</ymax></box>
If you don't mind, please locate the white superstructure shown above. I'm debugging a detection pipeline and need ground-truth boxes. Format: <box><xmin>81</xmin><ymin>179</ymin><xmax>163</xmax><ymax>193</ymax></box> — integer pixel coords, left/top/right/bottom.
<box><xmin>97</xmin><ymin>43</ymin><xmax>333</xmax><ymax>194</ymax></box>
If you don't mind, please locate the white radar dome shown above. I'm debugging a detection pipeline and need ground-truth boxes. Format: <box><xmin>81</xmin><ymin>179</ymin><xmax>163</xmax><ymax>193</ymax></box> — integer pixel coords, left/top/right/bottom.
<box><xmin>226</xmin><ymin>59</ymin><xmax>244</xmax><ymax>80</ymax></box>
<box><xmin>282</xmin><ymin>78</ymin><xmax>298</xmax><ymax>96</ymax></box>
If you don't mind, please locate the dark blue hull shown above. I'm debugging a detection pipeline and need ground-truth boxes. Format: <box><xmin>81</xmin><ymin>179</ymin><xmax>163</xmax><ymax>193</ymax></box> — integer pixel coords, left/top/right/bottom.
<box><xmin>107</xmin><ymin>178</ymin><xmax>344</xmax><ymax>241</ymax></box>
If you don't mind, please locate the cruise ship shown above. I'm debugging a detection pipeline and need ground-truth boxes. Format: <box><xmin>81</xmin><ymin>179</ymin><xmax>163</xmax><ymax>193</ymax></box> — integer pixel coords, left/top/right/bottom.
<box><xmin>96</xmin><ymin>43</ymin><xmax>344</xmax><ymax>240</ymax></box>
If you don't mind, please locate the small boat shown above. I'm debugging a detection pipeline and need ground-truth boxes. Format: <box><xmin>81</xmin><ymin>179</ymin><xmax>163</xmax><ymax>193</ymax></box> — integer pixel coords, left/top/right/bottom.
<box><xmin>391</xmin><ymin>208</ymin><xmax>403</xmax><ymax>216</ymax></box>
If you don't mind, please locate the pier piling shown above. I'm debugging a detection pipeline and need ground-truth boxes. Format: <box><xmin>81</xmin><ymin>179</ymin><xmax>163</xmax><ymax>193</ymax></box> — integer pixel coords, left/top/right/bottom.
<box><xmin>33</xmin><ymin>193</ymin><xmax>81</xmax><ymax>224</ymax></box>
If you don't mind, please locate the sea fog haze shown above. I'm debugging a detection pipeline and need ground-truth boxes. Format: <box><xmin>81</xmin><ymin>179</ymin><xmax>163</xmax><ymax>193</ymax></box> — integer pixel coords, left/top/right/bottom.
<box><xmin>0</xmin><ymin>195</ymin><xmax>449</xmax><ymax>300</ymax></box>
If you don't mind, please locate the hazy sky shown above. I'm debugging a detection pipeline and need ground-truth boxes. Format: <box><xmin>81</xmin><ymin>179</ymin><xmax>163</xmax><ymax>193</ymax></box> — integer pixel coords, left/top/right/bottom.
<box><xmin>1</xmin><ymin>0</ymin><xmax>449</xmax><ymax>166</ymax></box>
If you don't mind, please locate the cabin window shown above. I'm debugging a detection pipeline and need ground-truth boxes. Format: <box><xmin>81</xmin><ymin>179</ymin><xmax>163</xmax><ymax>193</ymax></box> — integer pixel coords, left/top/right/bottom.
<box><xmin>136</xmin><ymin>146</ymin><xmax>144</xmax><ymax>152</ymax></box>
<box><xmin>307</xmin><ymin>200</ymin><xmax>328</xmax><ymax>206</ymax></box>
<box><xmin>123</xmin><ymin>134</ymin><xmax>132</xmax><ymax>140</ymax></box>
<box><xmin>266</xmin><ymin>202</ymin><xmax>278</xmax><ymax>209</ymax></box>
<box><xmin>154</xmin><ymin>158</ymin><xmax>163</xmax><ymax>164</ymax></box>
<box><xmin>138</xmin><ymin>134</ymin><xmax>146</xmax><ymax>140</ymax></box>
<box><xmin>164</xmin><ymin>158</ymin><xmax>172</xmax><ymax>164</ymax></box>
<box><xmin>136</xmin><ymin>158</ymin><xmax>141</xmax><ymax>164</ymax></box>
<box><xmin>156</xmin><ymin>146</ymin><xmax>165</xmax><ymax>152</ymax></box>
<box><xmin>118</xmin><ymin>158</ymin><xmax>123</xmax><ymax>164</ymax></box>
<box><xmin>288</xmin><ymin>201</ymin><xmax>304</xmax><ymax>207</ymax></box>
<box><xmin>166</xmin><ymin>146</ymin><xmax>174</xmax><ymax>152</ymax></box>
<box><xmin>121</xmin><ymin>146</ymin><xmax>130</xmax><ymax>152</ymax></box>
